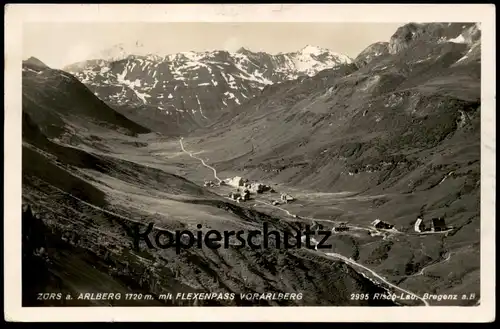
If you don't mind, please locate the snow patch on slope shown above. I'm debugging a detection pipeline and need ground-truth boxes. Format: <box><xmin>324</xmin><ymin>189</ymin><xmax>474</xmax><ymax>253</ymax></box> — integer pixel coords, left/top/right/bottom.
<box><xmin>116</xmin><ymin>66</ymin><xmax>150</xmax><ymax>104</ymax></box>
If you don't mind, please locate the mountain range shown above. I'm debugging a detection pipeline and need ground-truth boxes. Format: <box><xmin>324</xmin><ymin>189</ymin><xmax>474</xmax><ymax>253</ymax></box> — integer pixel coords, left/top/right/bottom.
<box><xmin>64</xmin><ymin>45</ymin><xmax>352</xmax><ymax>134</ymax></box>
<box><xmin>21</xmin><ymin>22</ymin><xmax>481</xmax><ymax>307</ymax></box>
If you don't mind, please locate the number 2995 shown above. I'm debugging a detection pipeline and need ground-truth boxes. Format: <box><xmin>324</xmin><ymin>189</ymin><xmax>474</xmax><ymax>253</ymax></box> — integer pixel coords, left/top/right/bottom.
<box><xmin>350</xmin><ymin>293</ymin><xmax>370</xmax><ymax>300</ymax></box>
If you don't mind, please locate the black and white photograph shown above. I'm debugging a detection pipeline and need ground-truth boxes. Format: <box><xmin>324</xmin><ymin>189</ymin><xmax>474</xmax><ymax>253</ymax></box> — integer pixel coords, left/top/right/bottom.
<box><xmin>4</xmin><ymin>4</ymin><xmax>496</xmax><ymax>323</ymax></box>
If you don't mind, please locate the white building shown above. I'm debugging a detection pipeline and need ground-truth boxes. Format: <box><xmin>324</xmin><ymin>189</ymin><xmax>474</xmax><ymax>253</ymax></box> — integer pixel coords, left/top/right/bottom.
<box><xmin>225</xmin><ymin>176</ymin><xmax>244</xmax><ymax>188</ymax></box>
<box><xmin>414</xmin><ymin>217</ymin><xmax>425</xmax><ymax>232</ymax></box>
<box><xmin>280</xmin><ymin>193</ymin><xmax>295</xmax><ymax>203</ymax></box>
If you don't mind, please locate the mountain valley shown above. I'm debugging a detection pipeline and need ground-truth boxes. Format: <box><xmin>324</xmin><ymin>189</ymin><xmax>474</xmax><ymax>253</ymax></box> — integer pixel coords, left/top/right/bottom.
<box><xmin>21</xmin><ymin>22</ymin><xmax>481</xmax><ymax>307</ymax></box>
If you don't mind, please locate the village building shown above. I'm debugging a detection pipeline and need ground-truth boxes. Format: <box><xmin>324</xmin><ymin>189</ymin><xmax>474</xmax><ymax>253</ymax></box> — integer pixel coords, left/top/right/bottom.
<box><xmin>280</xmin><ymin>193</ymin><xmax>295</xmax><ymax>203</ymax></box>
<box><xmin>244</xmin><ymin>182</ymin><xmax>272</xmax><ymax>194</ymax></box>
<box><xmin>249</xmin><ymin>183</ymin><xmax>264</xmax><ymax>194</ymax></box>
<box><xmin>334</xmin><ymin>223</ymin><xmax>350</xmax><ymax>232</ymax></box>
<box><xmin>242</xmin><ymin>189</ymin><xmax>250</xmax><ymax>201</ymax></box>
<box><xmin>226</xmin><ymin>176</ymin><xmax>245</xmax><ymax>188</ymax></box>
<box><xmin>371</xmin><ymin>219</ymin><xmax>394</xmax><ymax>230</ymax></box>
<box><xmin>229</xmin><ymin>192</ymin><xmax>241</xmax><ymax>200</ymax></box>
<box><xmin>206</xmin><ymin>180</ymin><xmax>229</xmax><ymax>187</ymax></box>
<box><xmin>430</xmin><ymin>217</ymin><xmax>447</xmax><ymax>232</ymax></box>
<box><xmin>414</xmin><ymin>217</ymin><xmax>426</xmax><ymax>233</ymax></box>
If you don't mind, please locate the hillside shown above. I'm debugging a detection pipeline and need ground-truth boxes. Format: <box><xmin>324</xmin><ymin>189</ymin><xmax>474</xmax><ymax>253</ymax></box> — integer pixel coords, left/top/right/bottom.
<box><xmin>22</xmin><ymin>58</ymin><xmax>151</xmax><ymax>140</ymax></box>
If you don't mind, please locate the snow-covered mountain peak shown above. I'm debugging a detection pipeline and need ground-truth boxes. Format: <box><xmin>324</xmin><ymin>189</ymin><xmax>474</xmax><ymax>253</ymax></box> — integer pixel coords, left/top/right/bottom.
<box><xmin>298</xmin><ymin>45</ymin><xmax>328</xmax><ymax>55</ymax></box>
<box><xmin>88</xmin><ymin>41</ymin><xmax>149</xmax><ymax>62</ymax></box>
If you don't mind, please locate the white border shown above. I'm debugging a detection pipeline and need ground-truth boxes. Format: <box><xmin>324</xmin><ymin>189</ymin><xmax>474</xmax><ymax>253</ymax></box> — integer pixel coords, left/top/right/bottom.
<box><xmin>4</xmin><ymin>4</ymin><xmax>496</xmax><ymax>323</ymax></box>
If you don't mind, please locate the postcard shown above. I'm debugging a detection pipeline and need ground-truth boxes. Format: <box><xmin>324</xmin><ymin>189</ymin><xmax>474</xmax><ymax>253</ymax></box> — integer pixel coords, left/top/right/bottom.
<box><xmin>3</xmin><ymin>3</ymin><xmax>496</xmax><ymax>323</ymax></box>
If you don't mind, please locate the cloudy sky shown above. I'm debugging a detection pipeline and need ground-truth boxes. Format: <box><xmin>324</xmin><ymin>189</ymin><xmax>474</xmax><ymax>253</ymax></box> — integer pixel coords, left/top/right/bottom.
<box><xmin>23</xmin><ymin>22</ymin><xmax>403</xmax><ymax>68</ymax></box>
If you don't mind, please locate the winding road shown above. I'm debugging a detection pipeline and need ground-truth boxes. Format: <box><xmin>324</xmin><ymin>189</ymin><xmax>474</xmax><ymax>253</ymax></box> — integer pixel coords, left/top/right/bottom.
<box><xmin>411</xmin><ymin>252</ymin><xmax>452</xmax><ymax>277</ymax></box>
<box><xmin>254</xmin><ymin>201</ymin><xmax>379</xmax><ymax>234</ymax></box>
<box><xmin>325</xmin><ymin>252</ymin><xmax>430</xmax><ymax>306</ymax></box>
<box><xmin>180</xmin><ymin>137</ymin><xmax>222</xmax><ymax>183</ymax></box>
<box><xmin>178</xmin><ymin>138</ymin><xmax>429</xmax><ymax>306</ymax></box>
<box><xmin>255</xmin><ymin>199</ymin><xmax>295</xmax><ymax>217</ymax></box>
